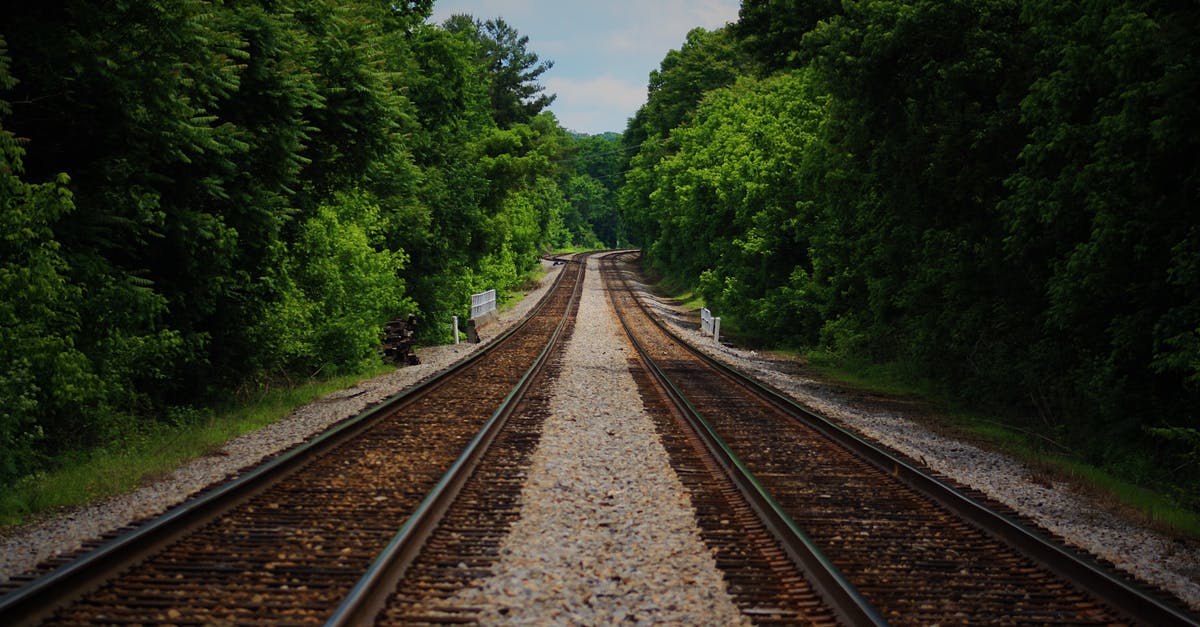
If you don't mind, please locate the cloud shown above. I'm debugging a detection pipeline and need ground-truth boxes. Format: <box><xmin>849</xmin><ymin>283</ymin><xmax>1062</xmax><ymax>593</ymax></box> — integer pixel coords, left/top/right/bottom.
<box><xmin>545</xmin><ymin>75</ymin><xmax>646</xmax><ymax>111</ymax></box>
<box><xmin>425</xmin><ymin>0</ymin><xmax>742</xmax><ymax>134</ymax></box>
<box><xmin>604</xmin><ymin>0</ymin><xmax>739</xmax><ymax>54</ymax></box>
<box><xmin>429</xmin><ymin>0</ymin><xmax>538</xmax><ymax>23</ymax></box>
<box><xmin>544</xmin><ymin>75</ymin><xmax>647</xmax><ymax>134</ymax></box>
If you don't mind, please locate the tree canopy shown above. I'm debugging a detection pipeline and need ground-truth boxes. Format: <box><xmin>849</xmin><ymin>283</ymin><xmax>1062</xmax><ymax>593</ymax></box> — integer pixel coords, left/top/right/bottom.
<box><xmin>622</xmin><ymin>0</ymin><xmax>1200</xmax><ymax>505</ymax></box>
<box><xmin>0</xmin><ymin>1</ymin><xmax>614</xmax><ymax>488</ymax></box>
<box><xmin>442</xmin><ymin>15</ymin><xmax>556</xmax><ymax>128</ymax></box>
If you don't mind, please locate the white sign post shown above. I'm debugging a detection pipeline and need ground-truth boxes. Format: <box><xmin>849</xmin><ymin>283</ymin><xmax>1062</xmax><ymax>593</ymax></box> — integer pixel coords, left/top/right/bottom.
<box><xmin>700</xmin><ymin>308</ymin><xmax>721</xmax><ymax>345</ymax></box>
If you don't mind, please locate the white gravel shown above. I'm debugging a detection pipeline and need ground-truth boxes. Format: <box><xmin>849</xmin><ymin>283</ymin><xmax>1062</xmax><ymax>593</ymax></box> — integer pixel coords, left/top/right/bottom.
<box><xmin>0</xmin><ymin>260</ymin><xmax>562</xmax><ymax>583</ymax></box>
<box><xmin>622</xmin><ymin>267</ymin><xmax>1200</xmax><ymax>614</ymax></box>
<box><xmin>439</xmin><ymin>255</ymin><xmax>748</xmax><ymax>625</ymax></box>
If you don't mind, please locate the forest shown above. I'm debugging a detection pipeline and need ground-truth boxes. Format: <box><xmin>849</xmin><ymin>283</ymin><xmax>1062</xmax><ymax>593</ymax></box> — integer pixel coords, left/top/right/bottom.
<box><xmin>0</xmin><ymin>1</ymin><xmax>621</xmax><ymax>487</ymax></box>
<box><xmin>2</xmin><ymin>0</ymin><xmax>1197</xmax><ymax>513</ymax></box>
<box><xmin>621</xmin><ymin>0</ymin><xmax>1199</xmax><ymax>506</ymax></box>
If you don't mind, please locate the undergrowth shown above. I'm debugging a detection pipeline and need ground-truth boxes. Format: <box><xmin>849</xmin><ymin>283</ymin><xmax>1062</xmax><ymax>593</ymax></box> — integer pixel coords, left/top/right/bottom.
<box><xmin>648</xmin><ymin>269</ymin><xmax>1200</xmax><ymax>539</ymax></box>
<box><xmin>0</xmin><ymin>364</ymin><xmax>392</xmax><ymax>528</ymax></box>
<box><xmin>805</xmin><ymin>351</ymin><xmax>1200</xmax><ymax>539</ymax></box>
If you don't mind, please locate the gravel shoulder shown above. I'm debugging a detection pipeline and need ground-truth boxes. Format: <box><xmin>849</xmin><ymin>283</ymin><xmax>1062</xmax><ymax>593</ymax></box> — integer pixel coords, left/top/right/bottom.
<box><xmin>437</xmin><ymin>254</ymin><xmax>748</xmax><ymax>624</ymax></box>
<box><xmin>5</xmin><ymin>252</ymin><xmax>1198</xmax><ymax>619</ymax></box>
<box><xmin>621</xmin><ymin>264</ymin><xmax>1200</xmax><ymax>614</ymax></box>
<box><xmin>0</xmin><ymin>260</ymin><xmax>563</xmax><ymax>582</ymax></box>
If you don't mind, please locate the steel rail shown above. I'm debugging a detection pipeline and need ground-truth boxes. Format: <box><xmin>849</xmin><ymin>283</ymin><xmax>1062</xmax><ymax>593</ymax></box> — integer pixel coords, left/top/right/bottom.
<box><xmin>325</xmin><ymin>253</ymin><xmax>588</xmax><ymax>626</ymax></box>
<box><xmin>0</xmin><ymin>255</ymin><xmax>580</xmax><ymax>627</ymax></box>
<box><xmin>606</xmin><ymin>251</ymin><xmax>1200</xmax><ymax>627</ymax></box>
<box><xmin>601</xmin><ymin>253</ymin><xmax>889</xmax><ymax>627</ymax></box>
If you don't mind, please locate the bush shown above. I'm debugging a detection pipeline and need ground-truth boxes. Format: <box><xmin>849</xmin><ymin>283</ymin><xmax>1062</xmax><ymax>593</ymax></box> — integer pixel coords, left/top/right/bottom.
<box><xmin>258</xmin><ymin>190</ymin><xmax>415</xmax><ymax>375</ymax></box>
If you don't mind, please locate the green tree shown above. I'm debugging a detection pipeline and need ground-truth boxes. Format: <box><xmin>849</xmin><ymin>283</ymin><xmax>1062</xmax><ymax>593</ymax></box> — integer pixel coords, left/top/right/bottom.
<box><xmin>259</xmin><ymin>190</ymin><xmax>415</xmax><ymax>374</ymax></box>
<box><xmin>0</xmin><ymin>40</ymin><xmax>99</xmax><ymax>480</ymax></box>
<box><xmin>0</xmin><ymin>0</ymin><xmax>581</xmax><ymax>489</ymax></box>
<box><xmin>623</xmin><ymin>0</ymin><xmax>1200</xmax><ymax>501</ymax></box>
<box><xmin>1002</xmin><ymin>0</ymin><xmax>1200</xmax><ymax>472</ymax></box>
<box><xmin>621</xmin><ymin>26</ymin><xmax>753</xmax><ymax>249</ymax></box>
<box><xmin>3</xmin><ymin>0</ymin><xmax>242</xmax><ymax>411</ymax></box>
<box><xmin>443</xmin><ymin>15</ymin><xmax>555</xmax><ymax>128</ymax></box>
<box><xmin>649</xmin><ymin>71</ymin><xmax>827</xmax><ymax>342</ymax></box>
<box><xmin>563</xmin><ymin>133</ymin><xmax>625</xmax><ymax>247</ymax></box>
<box><xmin>734</xmin><ymin>0</ymin><xmax>842</xmax><ymax>71</ymax></box>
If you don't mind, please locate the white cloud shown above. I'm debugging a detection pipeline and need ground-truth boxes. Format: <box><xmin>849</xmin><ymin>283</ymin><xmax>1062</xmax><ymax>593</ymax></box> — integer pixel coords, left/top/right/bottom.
<box><xmin>429</xmin><ymin>0</ymin><xmax>538</xmax><ymax>23</ymax></box>
<box><xmin>604</xmin><ymin>0</ymin><xmax>739</xmax><ymax>54</ymax></box>
<box><xmin>544</xmin><ymin>75</ymin><xmax>647</xmax><ymax>134</ymax></box>
<box><xmin>546</xmin><ymin>75</ymin><xmax>646</xmax><ymax>109</ymax></box>
<box><xmin>424</xmin><ymin>0</ymin><xmax>742</xmax><ymax>134</ymax></box>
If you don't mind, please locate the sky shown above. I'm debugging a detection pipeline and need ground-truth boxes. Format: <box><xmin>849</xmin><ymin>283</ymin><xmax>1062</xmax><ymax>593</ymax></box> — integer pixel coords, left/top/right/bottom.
<box><xmin>427</xmin><ymin>0</ymin><xmax>741</xmax><ymax>136</ymax></box>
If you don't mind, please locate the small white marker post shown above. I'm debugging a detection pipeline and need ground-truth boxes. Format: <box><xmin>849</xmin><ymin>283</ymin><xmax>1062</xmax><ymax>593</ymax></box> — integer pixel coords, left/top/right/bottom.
<box><xmin>713</xmin><ymin>316</ymin><xmax>721</xmax><ymax>345</ymax></box>
<box><xmin>453</xmin><ymin>315</ymin><xmax>460</xmax><ymax>345</ymax></box>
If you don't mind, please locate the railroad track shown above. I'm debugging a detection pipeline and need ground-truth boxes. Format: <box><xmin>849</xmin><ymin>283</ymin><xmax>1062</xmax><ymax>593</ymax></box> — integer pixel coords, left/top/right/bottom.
<box><xmin>0</xmin><ymin>254</ymin><xmax>587</xmax><ymax>626</ymax></box>
<box><xmin>330</xmin><ymin>259</ymin><xmax>583</xmax><ymax>625</ymax></box>
<box><xmin>602</xmin><ymin>251</ymin><xmax>1199</xmax><ymax>626</ymax></box>
<box><xmin>5</xmin><ymin>249</ymin><xmax>1197</xmax><ymax>625</ymax></box>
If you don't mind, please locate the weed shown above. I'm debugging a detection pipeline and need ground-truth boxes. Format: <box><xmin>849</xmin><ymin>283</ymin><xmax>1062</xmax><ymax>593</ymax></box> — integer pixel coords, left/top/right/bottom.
<box><xmin>0</xmin><ymin>364</ymin><xmax>392</xmax><ymax>528</ymax></box>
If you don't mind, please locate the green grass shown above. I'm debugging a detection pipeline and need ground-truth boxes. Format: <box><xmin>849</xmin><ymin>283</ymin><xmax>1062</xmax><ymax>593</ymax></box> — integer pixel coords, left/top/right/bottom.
<box><xmin>499</xmin><ymin>260</ymin><xmax>559</xmax><ymax>313</ymax></box>
<box><xmin>804</xmin><ymin>350</ymin><xmax>1200</xmax><ymax>539</ymax></box>
<box><xmin>548</xmin><ymin>245</ymin><xmax>605</xmax><ymax>254</ymax></box>
<box><xmin>1046</xmin><ymin>456</ymin><xmax>1200</xmax><ymax>535</ymax></box>
<box><xmin>0</xmin><ymin>364</ymin><xmax>393</xmax><ymax>528</ymax></box>
<box><xmin>804</xmin><ymin>351</ymin><xmax>935</xmax><ymax>399</ymax></box>
<box><xmin>645</xmin><ymin>272</ymin><xmax>705</xmax><ymax>311</ymax></box>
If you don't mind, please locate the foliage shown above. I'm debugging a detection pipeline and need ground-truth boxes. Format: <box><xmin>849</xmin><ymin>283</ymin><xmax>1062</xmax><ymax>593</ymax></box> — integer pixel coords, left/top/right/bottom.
<box><xmin>442</xmin><ymin>15</ymin><xmax>556</xmax><ymax>128</ymax></box>
<box><xmin>734</xmin><ymin>0</ymin><xmax>842</xmax><ymax>71</ymax></box>
<box><xmin>1</xmin><ymin>41</ymin><xmax>94</xmax><ymax>478</ymax></box>
<box><xmin>648</xmin><ymin>71</ymin><xmax>827</xmax><ymax>344</ymax></box>
<box><xmin>1000</xmin><ymin>0</ymin><xmax>1200</xmax><ymax>469</ymax></box>
<box><xmin>620</xmin><ymin>26</ymin><xmax>755</xmax><ymax>250</ymax></box>
<box><xmin>0</xmin><ymin>365</ymin><xmax>391</xmax><ymax>526</ymax></box>
<box><xmin>558</xmin><ymin>132</ymin><xmax>626</xmax><ymax>248</ymax></box>
<box><xmin>258</xmin><ymin>190</ymin><xmax>415</xmax><ymax>375</ymax></box>
<box><xmin>623</xmin><ymin>0</ymin><xmax>1200</xmax><ymax>502</ymax></box>
<box><xmin>0</xmin><ymin>3</ymin><xmax>591</xmax><ymax>488</ymax></box>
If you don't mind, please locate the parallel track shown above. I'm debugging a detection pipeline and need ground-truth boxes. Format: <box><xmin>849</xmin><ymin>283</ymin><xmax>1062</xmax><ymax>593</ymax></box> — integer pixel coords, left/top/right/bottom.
<box><xmin>602</xmin><ymin>253</ymin><xmax>873</xmax><ymax>625</ymax></box>
<box><xmin>5</xmin><ymin>249</ymin><xmax>1195</xmax><ymax>625</ymax></box>
<box><xmin>368</xmin><ymin>253</ymin><xmax>852</xmax><ymax>625</ymax></box>
<box><xmin>0</xmin><ymin>255</ymin><xmax>586</xmax><ymax>626</ymax></box>
<box><xmin>603</xmin><ymin>251</ymin><xmax>1199</xmax><ymax>626</ymax></box>
<box><xmin>329</xmin><ymin>254</ymin><xmax>586</xmax><ymax>625</ymax></box>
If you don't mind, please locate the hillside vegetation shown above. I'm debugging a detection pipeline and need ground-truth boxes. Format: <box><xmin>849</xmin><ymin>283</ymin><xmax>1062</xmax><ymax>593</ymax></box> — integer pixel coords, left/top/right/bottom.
<box><xmin>0</xmin><ymin>1</ymin><xmax>622</xmax><ymax>489</ymax></box>
<box><xmin>621</xmin><ymin>0</ymin><xmax>1199</xmax><ymax>508</ymax></box>
<box><xmin>2</xmin><ymin>0</ymin><xmax>1196</xmax><ymax>518</ymax></box>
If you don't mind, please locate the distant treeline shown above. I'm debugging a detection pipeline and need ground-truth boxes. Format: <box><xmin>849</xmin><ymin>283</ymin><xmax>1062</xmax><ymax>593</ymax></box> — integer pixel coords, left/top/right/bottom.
<box><xmin>0</xmin><ymin>1</ymin><xmax>622</xmax><ymax>484</ymax></box>
<box><xmin>621</xmin><ymin>0</ymin><xmax>1199</xmax><ymax>501</ymax></box>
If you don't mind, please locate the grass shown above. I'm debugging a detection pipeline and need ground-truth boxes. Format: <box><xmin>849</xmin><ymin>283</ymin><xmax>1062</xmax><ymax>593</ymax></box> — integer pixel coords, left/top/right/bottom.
<box><xmin>494</xmin><ymin>248</ymin><xmax>601</xmax><ymax>314</ymax></box>
<box><xmin>638</xmin><ymin>269</ymin><xmax>706</xmax><ymax>311</ymax></box>
<box><xmin>640</xmin><ymin>262</ymin><xmax>1200</xmax><ymax>538</ymax></box>
<box><xmin>804</xmin><ymin>350</ymin><xmax>1200</xmax><ymax>539</ymax></box>
<box><xmin>499</xmin><ymin>261</ymin><xmax>557</xmax><ymax>313</ymax></box>
<box><xmin>662</xmin><ymin>281</ymin><xmax>706</xmax><ymax>310</ymax></box>
<box><xmin>548</xmin><ymin>245</ymin><xmax>605</xmax><ymax>254</ymax></box>
<box><xmin>1043</xmin><ymin>456</ymin><xmax>1200</xmax><ymax>535</ymax></box>
<box><xmin>0</xmin><ymin>364</ymin><xmax>393</xmax><ymax>528</ymax></box>
<box><xmin>804</xmin><ymin>350</ymin><xmax>934</xmax><ymax>399</ymax></box>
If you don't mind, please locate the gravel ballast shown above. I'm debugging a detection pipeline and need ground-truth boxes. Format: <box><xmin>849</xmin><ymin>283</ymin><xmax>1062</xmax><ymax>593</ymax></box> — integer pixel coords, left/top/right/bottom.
<box><xmin>0</xmin><ymin>261</ymin><xmax>562</xmax><ymax>582</ymax></box>
<box><xmin>436</xmin><ymin>255</ymin><xmax>748</xmax><ymax>624</ymax></box>
<box><xmin>3</xmin><ymin>252</ymin><xmax>1198</xmax><ymax>619</ymax></box>
<box><xmin>621</xmin><ymin>265</ymin><xmax>1200</xmax><ymax>614</ymax></box>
